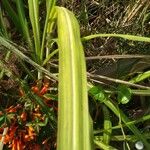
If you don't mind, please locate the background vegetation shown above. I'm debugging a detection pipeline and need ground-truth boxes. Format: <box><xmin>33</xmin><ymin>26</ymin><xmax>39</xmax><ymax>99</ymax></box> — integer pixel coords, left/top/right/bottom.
<box><xmin>0</xmin><ymin>0</ymin><xmax>150</xmax><ymax>150</ymax></box>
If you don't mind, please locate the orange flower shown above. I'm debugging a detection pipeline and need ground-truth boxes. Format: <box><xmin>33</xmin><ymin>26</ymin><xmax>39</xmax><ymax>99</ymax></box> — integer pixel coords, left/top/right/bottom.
<box><xmin>20</xmin><ymin>112</ymin><xmax>27</xmax><ymax>121</ymax></box>
<box><xmin>12</xmin><ymin>139</ymin><xmax>17</xmax><ymax>150</ymax></box>
<box><xmin>31</xmin><ymin>86</ymin><xmax>39</xmax><ymax>94</ymax></box>
<box><xmin>6</xmin><ymin>104</ymin><xmax>21</xmax><ymax>113</ymax></box>
<box><xmin>16</xmin><ymin>139</ymin><xmax>23</xmax><ymax>150</ymax></box>
<box><xmin>11</xmin><ymin>138</ymin><xmax>23</xmax><ymax>150</ymax></box>
<box><xmin>6</xmin><ymin>106</ymin><xmax>17</xmax><ymax>113</ymax></box>
<box><xmin>40</xmin><ymin>82</ymin><xmax>49</xmax><ymax>95</ymax></box>
<box><xmin>24</xmin><ymin>134</ymin><xmax>30</xmax><ymax>142</ymax></box>
<box><xmin>4</xmin><ymin>134</ymin><xmax>11</xmax><ymax>144</ymax></box>
<box><xmin>8</xmin><ymin>126</ymin><xmax>18</xmax><ymax>140</ymax></box>
<box><xmin>27</xmin><ymin>126</ymin><xmax>36</xmax><ymax>140</ymax></box>
<box><xmin>33</xmin><ymin>112</ymin><xmax>41</xmax><ymax>117</ymax></box>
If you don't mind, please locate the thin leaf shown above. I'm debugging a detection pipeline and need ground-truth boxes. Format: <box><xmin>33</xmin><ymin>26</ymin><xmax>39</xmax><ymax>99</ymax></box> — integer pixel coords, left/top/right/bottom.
<box><xmin>40</xmin><ymin>0</ymin><xmax>56</xmax><ymax>61</ymax></box>
<box><xmin>102</xmin><ymin>105</ymin><xmax>112</xmax><ymax>145</ymax></box>
<box><xmin>0</xmin><ymin>36</ymin><xmax>57</xmax><ymax>80</ymax></box>
<box><xmin>16</xmin><ymin>0</ymin><xmax>32</xmax><ymax>51</ymax></box>
<box><xmin>28</xmin><ymin>0</ymin><xmax>41</xmax><ymax>63</ymax></box>
<box><xmin>82</xmin><ymin>34</ymin><xmax>150</xmax><ymax>43</ymax></box>
<box><xmin>94</xmin><ymin>139</ymin><xmax>117</xmax><ymax>150</ymax></box>
<box><xmin>95</xmin><ymin>133</ymin><xmax>150</xmax><ymax>142</ymax></box>
<box><xmin>131</xmin><ymin>89</ymin><xmax>150</xmax><ymax>96</ymax></box>
<box><xmin>0</xmin><ymin>7</ymin><xmax>9</xmax><ymax>38</ymax></box>
<box><xmin>0</xmin><ymin>116</ymin><xmax>5</xmax><ymax>127</ymax></box>
<box><xmin>1</xmin><ymin>0</ymin><xmax>21</xmax><ymax>30</ymax></box>
<box><xmin>42</xmin><ymin>49</ymin><xmax>58</xmax><ymax>66</ymax></box>
<box><xmin>130</xmin><ymin>70</ymin><xmax>150</xmax><ymax>83</ymax></box>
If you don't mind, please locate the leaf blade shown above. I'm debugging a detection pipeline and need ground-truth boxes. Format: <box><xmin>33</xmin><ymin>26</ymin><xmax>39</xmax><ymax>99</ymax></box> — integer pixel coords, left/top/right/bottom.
<box><xmin>57</xmin><ymin>7</ymin><xmax>93</xmax><ymax>150</ymax></box>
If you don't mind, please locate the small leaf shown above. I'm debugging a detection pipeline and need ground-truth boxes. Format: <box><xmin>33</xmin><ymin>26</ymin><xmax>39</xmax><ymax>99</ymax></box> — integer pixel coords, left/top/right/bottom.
<box><xmin>117</xmin><ymin>85</ymin><xmax>132</xmax><ymax>104</ymax></box>
<box><xmin>89</xmin><ymin>86</ymin><xmax>106</xmax><ymax>103</ymax></box>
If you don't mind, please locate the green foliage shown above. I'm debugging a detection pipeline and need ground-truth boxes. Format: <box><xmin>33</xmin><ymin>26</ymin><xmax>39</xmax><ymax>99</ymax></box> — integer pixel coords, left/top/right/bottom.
<box><xmin>89</xmin><ymin>83</ymin><xmax>150</xmax><ymax>149</ymax></box>
<box><xmin>0</xmin><ymin>0</ymin><xmax>150</xmax><ymax>150</ymax></box>
<box><xmin>89</xmin><ymin>86</ymin><xmax>106</xmax><ymax>102</ymax></box>
<box><xmin>102</xmin><ymin>105</ymin><xmax>112</xmax><ymax>145</ymax></box>
<box><xmin>117</xmin><ymin>85</ymin><xmax>132</xmax><ymax>104</ymax></box>
<box><xmin>130</xmin><ymin>70</ymin><xmax>150</xmax><ymax>83</ymax></box>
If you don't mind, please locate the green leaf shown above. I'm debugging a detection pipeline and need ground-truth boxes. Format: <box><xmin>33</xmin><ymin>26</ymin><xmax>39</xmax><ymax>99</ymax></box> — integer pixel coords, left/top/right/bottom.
<box><xmin>89</xmin><ymin>86</ymin><xmax>106</xmax><ymax>102</ymax></box>
<box><xmin>57</xmin><ymin>7</ymin><xmax>93</xmax><ymax>150</ymax></box>
<box><xmin>40</xmin><ymin>0</ymin><xmax>56</xmax><ymax>61</ymax></box>
<box><xmin>117</xmin><ymin>85</ymin><xmax>132</xmax><ymax>104</ymax></box>
<box><xmin>130</xmin><ymin>70</ymin><xmax>150</xmax><ymax>83</ymax></box>
<box><xmin>1</xmin><ymin>0</ymin><xmax>21</xmax><ymax>30</ymax></box>
<box><xmin>0</xmin><ymin>7</ymin><xmax>9</xmax><ymax>38</ymax></box>
<box><xmin>82</xmin><ymin>34</ymin><xmax>150</xmax><ymax>43</ymax></box>
<box><xmin>94</xmin><ymin>139</ymin><xmax>117</xmax><ymax>150</ymax></box>
<box><xmin>89</xmin><ymin>84</ymin><xmax>150</xmax><ymax>149</ymax></box>
<box><xmin>42</xmin><ymin>49</ymin><xmax>59</xmax><ymax>66</ymax></box>
<box><xmin>16</xmin><ymin>0</ymin><xmax>32</xmax><ymax>50</ymax></box>
<box><xmin>28</xmin><ymin>0</ymin><xmax>41</xmax><ymax>63</ymax></box>
<box><xmin>38</xmin><ymin>117</ymin><xmax>48</xmax><ymax>127</ymax></box>
<box><xmin>102</xmin><ymin>105</ymin><xmax>112</xmax><ymax>145</ymax></box>
<box><xmin>142</xmin><ymin>12</ymin><xmax>150</xmax><ymax>28</ymax></box>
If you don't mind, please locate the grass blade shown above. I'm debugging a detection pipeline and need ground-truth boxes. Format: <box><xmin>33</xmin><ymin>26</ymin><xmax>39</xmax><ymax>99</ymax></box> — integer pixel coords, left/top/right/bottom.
<box><xmin>0</xmin><ymin>36</ymin><xmax>57</xmax><ymax>80</ymax></box>
<box><xmin>102</xmin><ymin>105</ymin><xmax>112</xmax><ymax>145</ymax></box>
<box><xmin>28</xmin><ymin>0</ymin><xmax>41</xmax><ymax>63</ymax></box>
<box><xmin>16</xmin><ymin>0</ymin><xmax>33</xmax><ymax>51</ymax></box>
<box><xmin>40</xmin><ymin>0</ymin><xmax>56</xmax><ymax>61</ymax></box>
<box><xmin>42</xmin><ymin>49</ymin><xmax>59</xmax><ymax>66</ymax></box>
<box><xmin>82</xmin><ymin>34</ymin><xmax>150</xmax><ymax>43</ymax></box>
<box><xmin>130</xmin><ymin>70</ymin><xmax>150</xmax><ymax>83</ymax></box>
<box><xmin>0</xmin><ymin>7</ymin><xmax>9</xmax><ymax>38</ymax></box>
<box><xmin>1</xmin><ymin>0</ymin><xmax>21</xmax><ymax>30</ymax></box>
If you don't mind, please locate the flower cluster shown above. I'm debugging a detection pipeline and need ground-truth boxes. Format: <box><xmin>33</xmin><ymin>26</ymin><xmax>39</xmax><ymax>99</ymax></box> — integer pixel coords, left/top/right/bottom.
<box><xmin>0</xmin><ymin>81</ymin><xmax>57</xmax><ymax>150</ymax></box>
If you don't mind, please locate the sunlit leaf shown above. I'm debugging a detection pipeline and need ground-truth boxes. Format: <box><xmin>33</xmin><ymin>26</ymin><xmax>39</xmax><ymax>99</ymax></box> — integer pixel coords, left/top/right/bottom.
<box><xmin>82</xmin><ymin>34</ymin><xmax>150</xmax><ymax>43</ymax></box>
<box><xmin>130</xmin><ymin>70</ymin><xmax>150</xmax><ymax>83</ymax></box>
<box><xmin>89</xmin><ymin>86</ymin><xmax>106</xmax><ymax>102</ymax></box>
<box><xmin>117</xmin><ymin>85</ymin><xmax>132</xmax><ymax>104</ymax></box>
<box><xmin>57</xmin><ymin>7</ymin><xmax>93</xmax><ymax>150</ymax></box>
